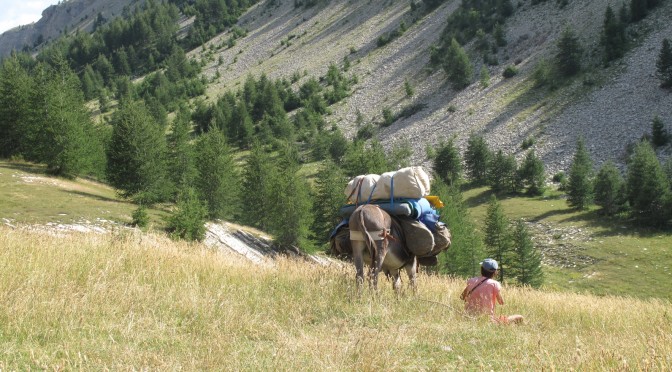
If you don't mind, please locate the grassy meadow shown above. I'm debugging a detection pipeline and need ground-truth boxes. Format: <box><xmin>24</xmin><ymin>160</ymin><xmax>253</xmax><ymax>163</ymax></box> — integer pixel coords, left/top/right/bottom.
<box><xmin>0</xmin><ymin>161</ymin><xmax>169</xmax><ymax>229</ymax></box>
<box><xmin>1</xmin><ymin>225</ymin><xmax>671</xmax><ymax>370</ymax></box>
<box><xmin>2</xmin><ymin>160</ymin><xmax>672</xmax><ymax>368</ymax></box>
<box><xmin>462</xmin><ymin>186</ymin><xmax>672</xmax><ymax>299</ymax></box>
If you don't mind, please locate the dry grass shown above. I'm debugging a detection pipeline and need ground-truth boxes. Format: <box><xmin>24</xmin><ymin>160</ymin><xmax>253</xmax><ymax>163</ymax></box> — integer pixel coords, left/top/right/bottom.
<box><xmin>1</xmin><ymin>225</ymin><xmax>671</xmax><ymax>370</ymax></box>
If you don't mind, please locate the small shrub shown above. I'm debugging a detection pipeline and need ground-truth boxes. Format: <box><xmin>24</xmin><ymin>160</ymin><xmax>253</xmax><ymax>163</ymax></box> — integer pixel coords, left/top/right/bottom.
<box><xmin>167</xmin><ymin>188</ymin><xmax>208</xmax><ymax>241</ymax></box>
<box><xmin>397</xmin><ymin>103</ymin><xmax>427</xmax><ymax>120</ymax></box>
<box><xmin>356</xmin><ymin>123</ymin><xmax>376</xmax><ymax>140</ymax></box>
<box><xmin>521</xmin><ymin>137</ymin><xmax>535</xmax><ymax>150</ymax></box>
<box><xmin>382</xmin><ymin>107</ymin><xmax>394</xmax><ymax>127</ymax></box>
<box><xmin>448</xmin><ymin>105</ymin><xmax>457</xmax><ymax>113</ymax></box>
<box><xmin>131</xmin><ymin>206</ymin><xmax>149</xmax><ymax>228</ymax></box>
<box><xmin>404</xmin><ymin>79</ymin><xmax>415</xmax><ymax>97</ymax></box>
<box><xmin>553</xmin><ymin>171</ymin><xmax>567</xmax><ymax>190</ymax></box>
<box><xmin>503</xmin><ymin>65</ymin><xmax>519</xmax><ymax>78</ymax></box>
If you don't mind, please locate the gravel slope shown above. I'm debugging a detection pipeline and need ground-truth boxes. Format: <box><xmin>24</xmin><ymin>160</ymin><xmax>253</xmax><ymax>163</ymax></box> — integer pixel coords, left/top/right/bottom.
<box><xmin>201</xmin><ymin>0</ymin><xmax>672</xmax><ymax>175</ymax></box>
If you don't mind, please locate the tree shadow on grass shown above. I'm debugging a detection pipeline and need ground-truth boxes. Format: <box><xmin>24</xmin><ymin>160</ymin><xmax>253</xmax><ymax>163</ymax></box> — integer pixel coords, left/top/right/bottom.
<box><xmin>557</xmin><ymin>209</ymin><xmax>672</xmax><ymax>238</ymax></box>
<box><xmin>63</xmin><ymin>189</ymin><xmax>130</xmax><ymax>205</ymax></box>
<box><xmin>529</xmin><ymin>208</ymin><xmax>576</xmax><ymax>222</ymax></box>
<box><xmin>1</xmin><ymin>161</ymin><xmax>47</xmax><ymax>175</ymax></box>
<box><xmin>462</xmin><ymin>187</ymin><xmax>493</xmax><ymax>208</ymax></box>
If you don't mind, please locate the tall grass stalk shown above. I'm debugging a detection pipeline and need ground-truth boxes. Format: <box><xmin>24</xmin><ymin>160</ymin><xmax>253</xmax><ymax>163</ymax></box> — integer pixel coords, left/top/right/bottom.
<box><xmin>1</xmin><ymin>226</ymin><xmax>670</xmax><ymax>369</ymax></box>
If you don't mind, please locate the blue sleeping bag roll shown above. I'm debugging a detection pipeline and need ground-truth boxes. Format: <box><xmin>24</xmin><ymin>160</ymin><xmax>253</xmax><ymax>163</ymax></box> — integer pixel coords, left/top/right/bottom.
<box><xmin>338</xmin><ymin>202</ymin><xmax>413</xmax><ymax>220</ymax></box>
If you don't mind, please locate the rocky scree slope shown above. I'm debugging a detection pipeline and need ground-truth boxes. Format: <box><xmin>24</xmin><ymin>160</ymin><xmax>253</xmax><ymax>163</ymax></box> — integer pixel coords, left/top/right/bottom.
<box><xmin>200</xmin><ymin>0</ymin><xmax>672</xmax><ymax>176</ymax></box>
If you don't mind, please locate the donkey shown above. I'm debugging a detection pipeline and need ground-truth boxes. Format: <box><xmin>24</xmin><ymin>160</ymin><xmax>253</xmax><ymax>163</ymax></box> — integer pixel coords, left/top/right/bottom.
<box><xmin>349</xmin><ymin>204</ymin><xmax>417</xmax><ymax>294</ymax></box>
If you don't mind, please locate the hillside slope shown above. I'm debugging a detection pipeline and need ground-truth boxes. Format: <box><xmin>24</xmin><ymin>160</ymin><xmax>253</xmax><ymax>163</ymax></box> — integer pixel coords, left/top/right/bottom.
<box><xmin>198</xmin><ymin>0</ymin><xmax>672</xmax><ymax>175</ymax></box>
<box><xmin>3</xmin><ymin>0</ymin><xmax>670</xmax><ymax>173</ymax></box>
<box><xmin>0</xmin><ymin>0</ymin><xmax>137</xmax><ymax>58</ymax></box>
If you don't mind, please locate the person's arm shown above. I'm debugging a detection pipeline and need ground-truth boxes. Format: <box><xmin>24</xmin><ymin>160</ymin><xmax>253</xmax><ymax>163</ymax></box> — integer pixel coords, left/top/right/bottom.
<box><xmin>496</xmin><ymin>291</ymin><xmax>504</xmax><ymax>305</ymax></box>
<box><xmin>494</xmin><ymin>282</ymin><xmax>504</xmax><ymax>305</ymax></box>
<box><xmin>460</xmin><ymin>285</ymin><xmax>469</xmax><ymax>301</ymax></box>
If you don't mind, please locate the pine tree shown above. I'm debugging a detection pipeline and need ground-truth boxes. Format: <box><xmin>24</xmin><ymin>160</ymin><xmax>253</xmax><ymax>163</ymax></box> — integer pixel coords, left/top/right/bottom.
<box><xmin>229</xmin><ymin>102</ymin><xmax>254</xmax><ymax>149</ymax></box>
<box><xmin>484</xmin><ymin>195</ymin><xmax>512</xmax><ymax>283</ymax></box>
<box><xmin>0</xmin><ymin>55</ymin><xmax>34</xmax><ymax>158</ymax></box>
<box><xmin>443</xmin><ymin>38</ymin><xmax>473</xmax><ymax>90</ymax></box>
<box><xmin>594</xmin><ymin>161</ymin><xmax>626</xmax><ymax>215</ymax></box>
<box><xmin>479</xmin><ymin>65</ymin><xmax>490</xmax><ymax>88</ymax></box>
<box><xmin>240</xmin><ymin>143</ymin><xmax>275</xmax><ymax>230</ymax></box>
<box><xmin>464</xmin><ymin>133</ymin><xmax>491</xmax><ymax>186</ymax></box>
<box><xmin>510</xmin><ymin>219</ymin><xmax>543</xmax><ymax>288</ymax></box>
<box><xmin>81</xmin><ymin>64</ymin><xmax>100</xmax><ymax>101</ymax></box>
<box><xmin>433</xmin><ymin>138</ymin><xmax>463</xmax><ymax>186</ymax></box>
<box><xmin>518</xmin><ymin>149</ymin><xmax>546</xmax><ymax>196</ymax></box>
<box><xmin>106</xmin><ymin>99</ymin><xmax>172</xmax><ymax>204</ymax></box>
<box><xmin>30</xmin><ymin>58</ymin><xmax>102</xmax><ymax>178</ymax></box>
<box><xmin>312</xmin><ymin>160</ymin><xmax>348</xmax><ymax>245</ymax></box>
<box><xmin>656</xmin><ymin>39</ymin><xmax>672</xmax><ymax>89</ymax></box>
<box><xmin>167</xmin><ymin>187</ymin><xmax>208</xmax><ymax>242</ymax></box>
<box><xmin>433</xmin><ymin>179</ymin><xmax>484</xmax><ymax>277</ymax></box>
<box><xmin>195</xmin><ymin>129</ymin><xmax>240</xmax><ymax>220</ymax></box>
<box><xmin>626</xmin><ymin>141</ymin><xmax>671</xmax><ymax>226</ymax></box>
<box><xmin>566</xmin><ymin>138</ymin><xmax>594</xmax><ymax>210</ymax></box>
<box><xmin>488</xmin><ymin>150</ymin><xmax>519</xmax><ymax>194</ymax></box>
<box><xmin>342</xmin><ymin>140</ymin><xmax>389</xmax><ymax>177</ymax></box>
<box><xmin>266</xmin><ymin>144</ymin><xmax>314</xmax><ymax>249</ymax></box>
<box><xmin>556</xmin><ymin>26</ymin><xmax>582</xmax><ymax>77</ymax></box>
<box><xmin>651</xmin><ymin>116</ymin><xmax>669</xmax><ymax>147</ymax></box>
<box><xmin>601</xmin><ymin>5</ymin><xmax>627</xmax><ymax>62</ymax></box>
<box><xmin>630</xmin><ymin>0</ymin><xmax>648</xmax><ymax>22</ymax></box>
<box><xmin>167</xmin><ymin>106</ymin><xmax>198</xmax><ymax>197</ymax></box>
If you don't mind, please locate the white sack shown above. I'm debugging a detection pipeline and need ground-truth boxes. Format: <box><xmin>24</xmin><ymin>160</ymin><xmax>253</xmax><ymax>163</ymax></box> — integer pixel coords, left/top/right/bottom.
<box><xmin>376</xmin><ymin>166</ymin><xmax>430</xmax><ymax>199</ymax></box>
<box><xmin>344</xmin><ymin>174</ymin><xmax>380</xmax><ymax>203</ymax></box>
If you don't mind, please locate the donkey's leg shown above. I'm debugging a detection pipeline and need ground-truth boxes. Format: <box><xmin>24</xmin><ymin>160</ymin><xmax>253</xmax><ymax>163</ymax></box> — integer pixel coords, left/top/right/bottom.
<box><xmin>391</xmin><ymin>269</ymin><xmax>402</xmax><ymax>296</ymax></box>
<box><xmin>404</xmin><ymin>256</ymin><xmax>418</xmax><ymax>294</ymax></box>
<box><xmin>370</xmin><ymin>241</ymin><xmax>385</xmax><ymax>292</ymax></box>
<box><xmin>352</xmin><ymin>241</ymin><xmax>366</xmax><ymax>295</ymax></box>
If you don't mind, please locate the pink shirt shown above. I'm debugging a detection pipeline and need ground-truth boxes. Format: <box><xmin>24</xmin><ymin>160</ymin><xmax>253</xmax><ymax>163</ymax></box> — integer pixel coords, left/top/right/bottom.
<box><xmin>464</xmin><ymin>276</ymin><xmax>503</xmax><ymax>316</ymax></box>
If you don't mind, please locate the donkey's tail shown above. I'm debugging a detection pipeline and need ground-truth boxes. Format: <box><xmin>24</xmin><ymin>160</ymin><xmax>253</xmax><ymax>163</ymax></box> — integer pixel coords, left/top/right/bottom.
<box><xmin>360</xmin><ymin>206</ymin><xmax>378</xmax><ymax>265</ymax></box>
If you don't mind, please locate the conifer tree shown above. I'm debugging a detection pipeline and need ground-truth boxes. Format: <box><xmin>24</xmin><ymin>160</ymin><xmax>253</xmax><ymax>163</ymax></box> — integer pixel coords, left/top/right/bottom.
<box><xmin>479</xmin><ymin>65</ymin><xmax>490</xmax><ymax>88</ymax></box>
<box><xmin>594</xmin><ymin>161</ymin><xmax>627</xmax><ymax>215</ymax></box>
<box><xmin>433</xmin><ymin>138</ymin><xmax>463</xmax><ymax>186</ymax></box>
<box><xmin>626</xmin><ymin>141</ymin><xmax>671</xmax><ymax>226</ymax></box>
<box><xmin>443</xmin><ymin>38</ymin><xmax>473</xmax><ymax>90</ymax></box>
<box><xmin>195</xmin><ymin>129</ymin><xmax>240</xmax><ymax>220</ymax></box>
<box><xmin>656</xmin><ymin>39</ymin><xmax>672</xmax><ymax>89</ymax></box>
<box><xmin>106</xmin><ymin>99</ymin><xmax>172</xmax><ymax>204</ymax></box>
<box><xmin>488</xmin><ymin>150</ymin><xmax>519</xmax><ymax>194</ymax></box>
<box><xmin>240</xmin><ymin>142</ymin><xmax>275</xmax><ymax>230</ymax></box>
<box><xmin>630</xmin><ymin>0</ymin><xmax>648</xmax><ymax>22</ymax></box>
<box><xmin>167</xmin><ymin>106</ymin><xmax>198</xmax><ymax>197</ymax></box>
<box><xmin>30</xmin><ymin>58</ymin><xmax>103</xmax><ymax>178</ymax></box>
<box><xmin>556</xmin><ymin>26</ymin><xmax>582</xmax><ymax>77</ymax></box>
<box><xmin>433</xmin><ymin>179</ymin><xmax>484</xmax><ymax>277</ymax></box>
<box><xmin>342</xmin><ymin>140</ymin><xmax>389</xmax><ymax>176</ymax></box>
<box><xmin>601</xmin><ymin>5</ymin><xmax>627</xmax><ymax>62</ymax></box>
<box><xmin>484</xmin><ymin>195</ymin><xmax>512</xmax><ymax>283</ymax></box>
<box><xmin>518</xmin><ymin>149</ymin><xmax>546</xmax><ymax>195</ymax></box>
<box><xmin>566</xmin><ymin>138</ymin><xmax>594</xmax><ymax>210</ymax></box>
<box><xmin>311</xmin><ymin>160</ymin><xmax>348</xmax><ymax>245</ymax></box>
<box><xmin>651</xmin><ymin>115</ymin><xmax>669</xmax><ymax>147</ymax></box>
<box><xmin>464</xmin><ymin>133</ymin><xmax>491</xmax><ymax>186</ymax></box>
<box><xmin>229</xmin><ymin>102</ymin><xmax>254</xmax><ymax>149</ymax></box>
<box><xmin>0</xmin><ymin>55</ymin><xmax>34</xmax><ymax>158</ymax></box>
<box><xmin>510</xmin><ymin>219</ymin><xmax>543</xmax><ymax>288</ymax></box>
<box><xmin>267</xmin><ymin>144</ymin><xmax>314</xmax><ymax>249</ymax></box>
<box><xmin>167</xmin><ymin>187</ymin><xmax>208</xmax><ymax>242</ymax></box>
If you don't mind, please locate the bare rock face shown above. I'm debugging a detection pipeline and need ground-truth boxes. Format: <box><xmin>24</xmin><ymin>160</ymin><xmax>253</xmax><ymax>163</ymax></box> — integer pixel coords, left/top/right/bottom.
<box><xmin>0</xmin><ymin>0</ymin><xmax>136</xmax><ymax>58</ymax></box>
